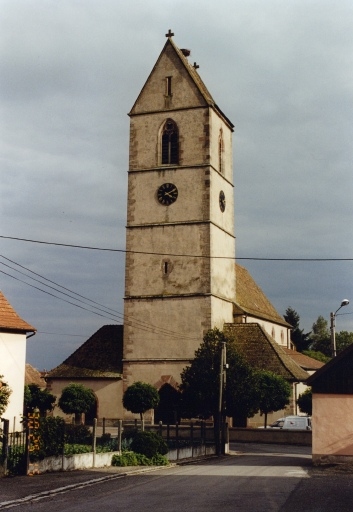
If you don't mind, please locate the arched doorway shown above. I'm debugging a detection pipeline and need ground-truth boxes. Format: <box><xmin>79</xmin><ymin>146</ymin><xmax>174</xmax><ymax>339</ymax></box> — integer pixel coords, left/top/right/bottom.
<box><xmin>85</xmin><ymin>395</ymin><xmax>98</xmax><ymax>426</ymax></box>
<box><xmin>155</xmin><ymin>383</ymin><xmax>181</xmax><ymax>425</ymax></box>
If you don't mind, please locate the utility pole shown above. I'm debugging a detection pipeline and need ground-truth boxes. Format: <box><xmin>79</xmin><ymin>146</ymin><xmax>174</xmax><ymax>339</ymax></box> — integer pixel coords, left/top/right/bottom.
<box><xmin>218</xmin><ymin>341</ymin><xmax>228</xmax><ymax>455</ymax></box>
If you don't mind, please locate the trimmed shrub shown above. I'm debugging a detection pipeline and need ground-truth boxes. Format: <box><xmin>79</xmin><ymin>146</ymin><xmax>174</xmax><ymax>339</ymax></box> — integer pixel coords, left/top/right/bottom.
<box><xmin>130</xmin><ymin>431</ymin><xmax>168</xmax><ymax>458</ymax></box>
<box><xmin>65</xmin><ymin>424</ymin><xmax>92</xmax><ymax>445</ymax></box>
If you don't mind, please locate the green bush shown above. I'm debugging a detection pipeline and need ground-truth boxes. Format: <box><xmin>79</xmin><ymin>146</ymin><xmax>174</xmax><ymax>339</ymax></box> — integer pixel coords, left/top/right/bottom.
<box><xmin>38</xmin><ymin>416</ymin><xmax>65</xmax><ymax>457</ymax></box>
<box><xmin>111</xmin><ymin>451</ymin><xmax>169</xmax><ymax>467</ymax></box>
<box><xmin>65</xmin><ymin>424</ymin><xmax>92</xmax><ymax>444</ymax></box>
<box><xmin>150</xmin><ymin>453</ymin><xmax>169</xmax><ymax>466</ymax></box>
<box><xmin>130</xmin><ymin>431</ymin><xmax>168</xmax><ymax>458</ymax></box>
<box><xmin>64</xmin><ymin>444</ymin><xmax>92</xmax><ymax>455</ymax></box>
<box><xmin>112</xmin><ymin>451</ymin><xmax>139</xmax><ymax>466</ymax></box>
<box><xmin>96</xmin><ymin>433</ymin><xmax>119</xmax><ymax>452</ymax></box>
<box><xmin>7</xmin><ymin>445</ymin><xmax>27</xmax><ymax>476</ymax></box>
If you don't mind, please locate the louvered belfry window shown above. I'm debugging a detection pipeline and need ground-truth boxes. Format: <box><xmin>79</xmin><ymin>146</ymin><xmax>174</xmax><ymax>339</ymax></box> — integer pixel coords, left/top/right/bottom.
<box><xmin>162</xmin><ymin>119</ymin><xmax>179</xmax><ymax>164</ymax></box>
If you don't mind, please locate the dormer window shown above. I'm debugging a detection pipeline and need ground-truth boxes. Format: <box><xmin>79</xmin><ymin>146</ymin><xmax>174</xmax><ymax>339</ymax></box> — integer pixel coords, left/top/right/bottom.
<box><xmin>162</xmin><ymin>119</ymin><xmax>179</xmax><ymax>164</ymax></box>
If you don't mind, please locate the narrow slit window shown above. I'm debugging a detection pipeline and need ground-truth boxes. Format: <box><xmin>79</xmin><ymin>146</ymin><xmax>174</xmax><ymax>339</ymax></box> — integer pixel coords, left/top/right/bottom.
<box><xmin>166</xmin><ymin>76</ymin><xmax>172</xmax><ymax>96</ymax></box>
<box><xmin>218</xmin><ymin>129</ymin><xmax>224</xmax><ymax>174</ymax></box>
<box><xmin>161</xmin><ymin>119</ymin><xmax>179</xmax><ymax>165</ymax></box>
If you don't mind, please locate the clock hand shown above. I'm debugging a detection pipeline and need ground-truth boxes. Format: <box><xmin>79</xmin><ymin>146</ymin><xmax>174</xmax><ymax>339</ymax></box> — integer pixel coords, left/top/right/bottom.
<box><xmin>165</xmin><ymin>188</ymin><xmax>177</xmax><ymax>197</ymax></box>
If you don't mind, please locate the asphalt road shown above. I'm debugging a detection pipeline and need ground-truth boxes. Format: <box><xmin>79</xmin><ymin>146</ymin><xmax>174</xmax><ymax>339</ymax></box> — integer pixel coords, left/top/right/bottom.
<box><xmin>1</xmin><ymin>443</ymin><xmax>353</xmax><ymax>511</ymax></box>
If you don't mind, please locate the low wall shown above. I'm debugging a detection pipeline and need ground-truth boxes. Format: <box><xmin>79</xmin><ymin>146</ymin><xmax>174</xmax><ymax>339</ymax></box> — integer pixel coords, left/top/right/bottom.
<box><xmin>167</xmin><ymin>444</ymin><xmax>216</xmax><ymax>461</ymax></box>
<box><xmin>36</xmin><ymin>451</ymin><xmax>121</xmax><ymax>473</ymax></box>
<box><xmin>229</xmin><ymin>428</ymin><xmax>312</xmax><ymax>446</ymax></box>
<box><xmin>32</xmin><ymin>444</ymin><xmax>217</xmax><ymax>474</ymax></box>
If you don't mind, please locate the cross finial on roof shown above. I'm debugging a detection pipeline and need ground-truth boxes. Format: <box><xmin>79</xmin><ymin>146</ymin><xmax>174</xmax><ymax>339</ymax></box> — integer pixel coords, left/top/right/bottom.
<box><xmin>193</xmin><ymin>62</ymin><xmax>199</xmax><ymax>70</ymax></box>
<box><xmin>165</xmin><ymin>29</ymin><xmax>174</xmax><ymax>38</ymax></box>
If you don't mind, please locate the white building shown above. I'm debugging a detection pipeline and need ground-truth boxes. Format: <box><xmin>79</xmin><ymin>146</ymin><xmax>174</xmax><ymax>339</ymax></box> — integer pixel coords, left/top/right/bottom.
<box><xmin>0</xmin><ymin>291</ymin><xmax>36</xmax><ymax>430</ymax></box>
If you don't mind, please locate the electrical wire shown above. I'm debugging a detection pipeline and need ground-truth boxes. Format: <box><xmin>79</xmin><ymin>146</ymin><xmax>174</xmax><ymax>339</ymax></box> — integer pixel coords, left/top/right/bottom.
<box><xmin>1</xmin><ymin>235</ymin><xmax>352</xmax><ymax>260</ymax></box>
<box><xmin>0</xmin><ymin>257</ymin><xmax>199</xmax><ymax>341</ymax></box>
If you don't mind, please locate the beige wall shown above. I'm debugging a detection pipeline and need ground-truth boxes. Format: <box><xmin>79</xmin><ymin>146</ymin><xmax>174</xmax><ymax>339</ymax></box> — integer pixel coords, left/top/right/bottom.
<box><xmin>245</xmin><ymin>315</ymin><xmax>290</xmax><ymax>347</ymax></box>
<box><xmin>131</xmin><ymin>43</ymin><xmax>206</xmax><ymax>116</ymax></box>
<box><xmin>312</xmin><ymin>393</ymin><xmax>353</xmax><ymax>463</ymax></box>
<box><xmin>47</xmin><ymin>378</ymin><xmax>124</xmax><ymax>421</ymax></box>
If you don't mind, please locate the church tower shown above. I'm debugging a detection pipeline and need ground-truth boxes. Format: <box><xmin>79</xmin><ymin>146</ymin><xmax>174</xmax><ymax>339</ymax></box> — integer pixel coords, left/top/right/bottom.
<box><xmin>123</xmin><ymin>32</ymin><xmax>236</xmax><ymax>396</ymax></box>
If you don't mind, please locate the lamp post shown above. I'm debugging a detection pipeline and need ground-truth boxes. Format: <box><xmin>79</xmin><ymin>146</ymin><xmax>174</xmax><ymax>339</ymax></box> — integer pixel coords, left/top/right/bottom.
<box><xmin>330</xmin><ymin>299</ymin><xmax>350</xmax><ymax>357</ymax></box>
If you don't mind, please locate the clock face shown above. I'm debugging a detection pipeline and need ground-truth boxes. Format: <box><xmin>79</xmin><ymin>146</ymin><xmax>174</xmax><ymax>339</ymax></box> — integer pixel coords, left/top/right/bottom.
<box><xmin>219</xmin><ymin>190</ymin><xmax>226</xmax><ymax>212</ymax></box>
<box><xmin>157</xmin><ymin>183</ymin><xmax>178</xmax><ymax>206</ymax></box>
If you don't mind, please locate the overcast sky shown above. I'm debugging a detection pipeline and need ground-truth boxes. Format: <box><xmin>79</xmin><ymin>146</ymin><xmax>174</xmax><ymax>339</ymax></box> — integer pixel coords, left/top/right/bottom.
<box><xmin>1</xmin><ymin>0</ymin><xmax>352</xmax><ymax>370</ymax></box>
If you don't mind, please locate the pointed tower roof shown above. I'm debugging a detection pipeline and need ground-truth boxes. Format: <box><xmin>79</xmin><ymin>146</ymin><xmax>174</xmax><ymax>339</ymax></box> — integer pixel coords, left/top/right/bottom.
<box><xmin>0</xmin><ymin>290</ymin><xmax>36</xmax><ymax>333</ymax></box>
<box><xmin>129</xmin><ymin>31</ymin><xmax>234</xmax><ymax>130</ymax></box>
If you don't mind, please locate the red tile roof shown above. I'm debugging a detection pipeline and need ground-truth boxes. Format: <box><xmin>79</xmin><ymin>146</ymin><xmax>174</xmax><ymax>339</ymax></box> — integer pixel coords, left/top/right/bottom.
<box><xmin>234</xmin><ymin>264</ymin><xmax>291</xmax><ymax>327</ymax></box>
<box><xmin>282</xmin><ymin>348</ymin><xmax>325</xmax><ymax>371</ymax></box>
<box><xmin>224</xmin><ymin>323</ymin><xmax>309</xmax><ymax>382</ymax></box>
<box><xmin>46</xmin><ymin>325</ymin><xmax>123</xmax><ymax>378</ymax></box>
<box><xmin>0</xmin><ymin>291</ymin><xmax>36</xmax><ymax>332</ymax></box>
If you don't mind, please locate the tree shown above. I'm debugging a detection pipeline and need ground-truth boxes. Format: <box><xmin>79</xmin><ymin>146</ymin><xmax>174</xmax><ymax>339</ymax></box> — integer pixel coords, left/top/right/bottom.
<box><xmin>24</xmin><ymin>384</ymin><xmax>56</xmax><ymax>416</ymax></box>
<box><xmin>58</xmin><ymin>383</ymin><xmax>96</xmax><ymax>424</ymax></box>
<box><xmin>0</xmin><ymin>376</ymin><xmax>12</xmax><ymax>416</ymax></box>
<box><xmin>123</xmin><ymin>382</ymin><xmax>160</xmax><ymax>429</ymax></box>
<box><xmin>284</xmin><ymin>307</ymin><xmax>311</xmax><ymax>352</ymax></box>
<box><xmin>180</xmin><ymin>329</ymin><xmax>259</xmax><ymax>428</ymax></box>
<box><xmin>297</xmin><ymin>388</ymin><xmax>312</xmax><ymax>416</ymax></box>
<box><xmin>335</xmin><ymin>331</ymin><xmax>353</xmax><ymax>354</ymax></box>
<box><xmin>255</xmin><ymin>370</ymin><xmax>291</xmax><ymax>428</ymax></box>
<box><xmin>309</xmin><ymin>316</ymin><xmax>331</xmax><ymax>356</ymax></box>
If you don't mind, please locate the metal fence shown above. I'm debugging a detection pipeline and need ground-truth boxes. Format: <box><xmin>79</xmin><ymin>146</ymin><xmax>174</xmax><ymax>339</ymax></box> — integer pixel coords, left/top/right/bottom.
<box><xmin>1</xmin><ymin>419</ymin><xmax>28</xmax><ymax>476</ymax></box>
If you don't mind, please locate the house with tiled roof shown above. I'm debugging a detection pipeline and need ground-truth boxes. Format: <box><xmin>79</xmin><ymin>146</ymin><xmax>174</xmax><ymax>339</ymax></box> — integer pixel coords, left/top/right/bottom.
<box><xmin>0</xmin><ymin>290</ymin><xmax>36</xmax><ymax>428</ymax></box>
<box><xmin>46</xmin><ymin>325</ymin><xmax>124</xmax><ymax>423</ymax></box>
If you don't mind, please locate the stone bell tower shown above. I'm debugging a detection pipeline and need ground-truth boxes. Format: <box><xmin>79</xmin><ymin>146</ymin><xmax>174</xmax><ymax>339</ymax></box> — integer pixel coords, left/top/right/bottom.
<box><xmin>123</xmin><ymin>31</ymin><xmax>236</xmax><ymax>396</ymax></box>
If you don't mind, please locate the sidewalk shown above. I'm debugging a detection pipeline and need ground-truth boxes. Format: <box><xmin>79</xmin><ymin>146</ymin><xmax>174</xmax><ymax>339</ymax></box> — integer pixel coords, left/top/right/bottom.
<box><xmin>0</xmin><ymin>465</ymin><xmax>167</xmax><ymax>509</ymax></box>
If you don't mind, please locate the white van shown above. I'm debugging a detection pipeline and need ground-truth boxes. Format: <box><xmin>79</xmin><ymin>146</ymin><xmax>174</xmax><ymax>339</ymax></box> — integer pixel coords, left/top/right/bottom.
<box><xmin>269</xmin><ymin>416</ymin><xmax>311</xmax><ymax>430</ymax></box>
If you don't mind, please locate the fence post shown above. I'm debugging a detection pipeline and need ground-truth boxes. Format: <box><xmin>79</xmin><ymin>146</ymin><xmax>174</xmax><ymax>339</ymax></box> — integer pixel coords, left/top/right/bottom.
<box><xmin>176</xmin><ymin>422</ymin><xmax>179</xmax><ymax>461</ymax></box>
<box><xmin>190</xmin><ymin>422</ymin><xmax>194</xmax><ymax>458</ymax></box>
<box><xmin>159</xmin><ymin>421</ymin><xmax>163</xmax><ymax>437</ymax></box>
<box><xmin>1</xmin><ymin>419</ymin><xmax>9</xmax><ymax>476</ymax></box>
<box><xmin>118</xmin><ymin>419</ymin><xmax>123</xmax><ymax>453</ymax></box>
<box><xmin>92</xmin><ymin>418</ymin><xmax>97</xmax><ymax>468</ymax></box>
<box><xmin>103</xmin><ymin>417</ymin><xmax>106</xmax><ymax>436</ymax></box>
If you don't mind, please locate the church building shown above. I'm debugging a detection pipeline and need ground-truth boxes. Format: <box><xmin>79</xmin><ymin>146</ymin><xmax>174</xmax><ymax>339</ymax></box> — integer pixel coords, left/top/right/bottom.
<box><xmin>47</xmin><ymin>32</ymin><xmax>314</xmax><ymax>425</ymax></box>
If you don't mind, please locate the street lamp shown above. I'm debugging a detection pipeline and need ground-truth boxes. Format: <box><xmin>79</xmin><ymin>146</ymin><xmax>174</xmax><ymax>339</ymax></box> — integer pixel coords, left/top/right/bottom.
<box><xmin>330</xmin><ymin>299</ymin><xmax>350</xmax><ymax>357</ymax></box>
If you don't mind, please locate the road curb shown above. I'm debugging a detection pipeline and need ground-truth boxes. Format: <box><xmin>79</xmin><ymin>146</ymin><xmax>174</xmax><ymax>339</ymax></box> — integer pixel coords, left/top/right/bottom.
<box><xmin>0</xmin><ymin>465</ymin><xmax>172</xmax><ymax>510</ymax></box>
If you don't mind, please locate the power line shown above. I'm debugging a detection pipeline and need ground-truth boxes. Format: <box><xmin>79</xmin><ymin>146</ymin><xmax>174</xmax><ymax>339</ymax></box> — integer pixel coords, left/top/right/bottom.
<box><xmin>0</xmin><ymin>257</ymin><xmax>199</xmax><ymax>341</ymax></box>
<box><xmin>38</xmin><ymin>332</ymin><xmax>88</xmax><ymax>337</ymax></box>
<box><xmin>1</xmin><ymin>235</ymin><xmax>352</xmax><ymax>261</ymax></box>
